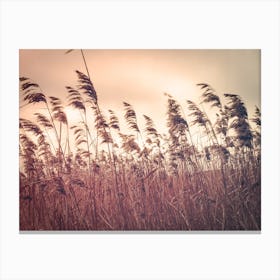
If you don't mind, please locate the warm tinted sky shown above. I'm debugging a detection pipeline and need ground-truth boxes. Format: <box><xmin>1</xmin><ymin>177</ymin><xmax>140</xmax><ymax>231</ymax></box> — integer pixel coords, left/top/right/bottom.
<box><xmin>19</xmin><ymin>49</ymin><xmax>260</xmax><ymax>135</ymax></box>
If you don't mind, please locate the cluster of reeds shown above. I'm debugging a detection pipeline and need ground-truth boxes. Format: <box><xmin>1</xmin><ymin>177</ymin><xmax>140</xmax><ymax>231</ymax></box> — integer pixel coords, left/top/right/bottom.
<box><xmin>19</xmin><ymin>68</ymin><xmax>261</xmax><ymax>231</ymax></box>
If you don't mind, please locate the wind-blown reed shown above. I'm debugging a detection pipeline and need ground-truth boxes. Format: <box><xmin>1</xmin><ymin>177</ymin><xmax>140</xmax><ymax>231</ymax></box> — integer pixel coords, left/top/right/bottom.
<box><xmin>19</xmin><ymin>69</ymin><xmax>261</xmax><ymax>231</ymax></box>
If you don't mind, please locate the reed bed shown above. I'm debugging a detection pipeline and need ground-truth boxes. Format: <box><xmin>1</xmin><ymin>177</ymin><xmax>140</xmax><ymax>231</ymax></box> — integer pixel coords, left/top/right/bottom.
<box><xmin>19</xmin><ymin>64</ymin><xmax>261</xmax><ymax>231</ymax></box>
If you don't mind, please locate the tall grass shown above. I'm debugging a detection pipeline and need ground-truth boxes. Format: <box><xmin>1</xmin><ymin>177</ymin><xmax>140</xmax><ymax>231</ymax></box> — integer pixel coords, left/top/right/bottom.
<box><xmin>19</xmin><ymin>66</ymin><xmax>261</xmax><ymax>231</ymax></box>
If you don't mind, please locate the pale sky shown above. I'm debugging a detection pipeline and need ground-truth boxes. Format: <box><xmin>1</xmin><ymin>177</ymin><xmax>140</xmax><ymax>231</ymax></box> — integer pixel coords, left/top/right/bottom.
<box><xmin>19</xmin><ymin>49</ymin><xmax>260</xmax><ymax>138</ymax></box>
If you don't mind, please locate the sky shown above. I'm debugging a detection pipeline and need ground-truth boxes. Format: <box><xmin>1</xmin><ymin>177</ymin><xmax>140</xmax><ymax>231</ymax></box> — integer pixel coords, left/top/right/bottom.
<box><xmin>19</xmin><ymin>49</ymin><xmax>260</xmax><ymax>143</ymax></box>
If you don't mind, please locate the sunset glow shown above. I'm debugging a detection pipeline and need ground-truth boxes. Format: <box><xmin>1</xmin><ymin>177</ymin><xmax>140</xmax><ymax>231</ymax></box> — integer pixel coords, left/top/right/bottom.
<box><xmin>19</xmin><ymin>49</ymin><xmax>261</xmax><ymax>231</ymax></box>
<box><xmin>20</xmin><ymin>49</ymin><xmax>260</xmax><ymax>135</ymax></box>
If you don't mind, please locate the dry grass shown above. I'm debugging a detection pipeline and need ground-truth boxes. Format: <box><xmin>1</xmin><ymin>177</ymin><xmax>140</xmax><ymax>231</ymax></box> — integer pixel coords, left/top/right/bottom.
<box><xmin>19</xmin><ymin>71</ymin><xmax>261</xmax><ymax>231</ymax></box>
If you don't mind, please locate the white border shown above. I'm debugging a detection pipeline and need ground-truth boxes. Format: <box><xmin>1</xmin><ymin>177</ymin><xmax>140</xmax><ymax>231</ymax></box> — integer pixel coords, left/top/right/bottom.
<box><xmin>1</xmin><ymin>1</ymin><xmax>279</xmax><ymax>280</ymax></box>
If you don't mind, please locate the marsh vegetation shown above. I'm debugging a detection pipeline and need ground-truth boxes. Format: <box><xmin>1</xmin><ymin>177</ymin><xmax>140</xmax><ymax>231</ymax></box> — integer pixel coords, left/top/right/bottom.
<box><xmin>19</xmin><ymin>54</ymin><xmax>261</xmax><ymax>231</ymax></box>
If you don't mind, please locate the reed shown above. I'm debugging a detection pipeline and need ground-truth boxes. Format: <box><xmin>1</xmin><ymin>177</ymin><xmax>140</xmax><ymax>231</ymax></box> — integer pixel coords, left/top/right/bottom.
<box><xmin>19</xmin><ymin>61</ymin><xmax>261</xmax><ymax>231</ymax></box>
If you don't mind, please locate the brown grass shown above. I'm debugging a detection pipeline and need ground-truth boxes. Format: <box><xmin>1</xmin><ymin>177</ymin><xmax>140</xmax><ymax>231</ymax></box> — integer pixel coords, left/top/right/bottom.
<box><xmin>19</xmin><ymin>72</ymin><xmax>261</xmax><ymax>231</ymax></box>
